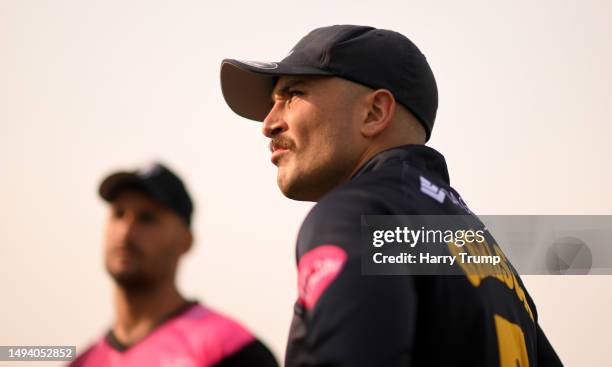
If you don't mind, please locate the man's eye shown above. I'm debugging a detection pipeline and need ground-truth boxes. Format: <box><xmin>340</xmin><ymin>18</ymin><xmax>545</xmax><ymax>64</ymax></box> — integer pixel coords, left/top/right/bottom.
<box><xmin>138</xmin><ymin>211</ymin><xmax>157</xmax><ymax>224</ymax></box>
<box><xmin>288</xmin><ymin>89</ymin><xmax>303</xmax><ymax>97</ymax></box>
<box><xmin>113</xmin><ymin>208</ymin><xmax>125</xmax><ymax>218</ymax></box>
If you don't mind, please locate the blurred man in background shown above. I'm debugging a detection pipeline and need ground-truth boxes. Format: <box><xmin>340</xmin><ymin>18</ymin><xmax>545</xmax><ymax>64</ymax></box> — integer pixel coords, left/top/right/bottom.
<box><xmin>70</xmin><ymin>162</ymin><xmax>277</xmax><ymax>367</ymax></box>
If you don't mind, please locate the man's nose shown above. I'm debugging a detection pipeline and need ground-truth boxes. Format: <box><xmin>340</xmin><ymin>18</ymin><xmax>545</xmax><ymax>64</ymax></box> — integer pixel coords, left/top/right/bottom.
<box><xmin>262</xmin><ymin>101</ymin><xmax>288</xmax><ymax>138</ymax></box>
<box><xmin>115</xmin><ymin>214</ymin><xmax>138</xmax><ymax>244</ymax></box>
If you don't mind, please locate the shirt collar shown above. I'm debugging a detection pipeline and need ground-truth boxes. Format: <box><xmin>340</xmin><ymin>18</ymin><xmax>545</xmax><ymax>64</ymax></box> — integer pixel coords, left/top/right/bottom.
<box><xmin>105</xmin><ymin>299</ymin><xmax>199</xmax><ymax>352</ymax></box>
<box><xmin>351</xmin><ymin>144</ymin><xmax>450</xmax><ymax>185</ymax></box>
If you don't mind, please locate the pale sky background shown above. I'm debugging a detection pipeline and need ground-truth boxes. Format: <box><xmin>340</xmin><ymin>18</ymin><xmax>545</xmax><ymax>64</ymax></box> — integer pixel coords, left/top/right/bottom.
<box><xmin>1</xmin><ymin>0</ymin><xmax>611</xmax><ymax>366</ymax></box>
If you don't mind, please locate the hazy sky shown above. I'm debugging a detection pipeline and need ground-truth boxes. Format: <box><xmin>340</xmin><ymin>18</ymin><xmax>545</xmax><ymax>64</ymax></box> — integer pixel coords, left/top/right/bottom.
<box><xmin>1</xmin><ymin>1</ymin><xmax>611</xmax><ymax>366</ymax></box>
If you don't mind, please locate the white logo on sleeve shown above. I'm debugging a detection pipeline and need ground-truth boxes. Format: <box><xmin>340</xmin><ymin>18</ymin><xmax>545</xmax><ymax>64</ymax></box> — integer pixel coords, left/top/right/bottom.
<box><xmin>419</xmin><ymin>176</ymin><xmax>472</xmax><ymax>213</ymax></box>
<box><xmin>420</xmin><ymin>176</ymin><xmax>446</xmax><ymax>203</ymax></box>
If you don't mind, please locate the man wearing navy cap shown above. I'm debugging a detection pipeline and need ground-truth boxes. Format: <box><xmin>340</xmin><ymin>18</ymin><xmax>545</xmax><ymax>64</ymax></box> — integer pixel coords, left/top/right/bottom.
<box><xmin>70</xmin><ymin>162</ymin><xmax>278</xmax><ymax>367</ymax></box>
<box><xmin>220</xmin><ymin>25</ymin><xmax>563</xmax><ymax>366</ymax></box>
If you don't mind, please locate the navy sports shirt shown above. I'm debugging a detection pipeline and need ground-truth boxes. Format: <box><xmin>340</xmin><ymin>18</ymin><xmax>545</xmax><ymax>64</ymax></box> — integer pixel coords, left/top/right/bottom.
<box><xmin>285</xmin><ymin>144</ymin><xmax>563</xmax><ymax>367</ymax></box>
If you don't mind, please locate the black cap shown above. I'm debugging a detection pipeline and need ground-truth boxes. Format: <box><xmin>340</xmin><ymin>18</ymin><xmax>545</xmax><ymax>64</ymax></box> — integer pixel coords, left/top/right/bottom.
<box><xmin>99</xmin><ymin>162</ymin><xmax>194</xmax><ymax>226</ymax></box>
<box><xmin>220</xmin><ymin>25</ymin><xmax>438</xmax><ymax>141</ymax></box>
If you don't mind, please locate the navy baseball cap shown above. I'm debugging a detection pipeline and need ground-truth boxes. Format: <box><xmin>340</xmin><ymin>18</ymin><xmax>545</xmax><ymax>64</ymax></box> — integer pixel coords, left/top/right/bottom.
<box><xmin>99</xmin><ymin>162</ymin><xmax>194</xmax><ymax>226</ymax></box>
<box><xmin>220</xmin><ymin>25</ymin><xmax>438</xmax><ymax>141</ymax></box>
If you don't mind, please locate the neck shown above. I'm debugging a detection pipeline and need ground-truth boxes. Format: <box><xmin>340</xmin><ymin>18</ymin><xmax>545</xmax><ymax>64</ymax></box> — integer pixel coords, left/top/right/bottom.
<box><xmin>112</xmin><ymin>279</ymin><xmax>186</xmax><ymax>346</ymax></box>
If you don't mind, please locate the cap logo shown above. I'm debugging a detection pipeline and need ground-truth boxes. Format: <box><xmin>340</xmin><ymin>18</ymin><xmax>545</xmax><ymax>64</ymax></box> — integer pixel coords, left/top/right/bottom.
<box><xmin>240</xmin><ymin>60</ymin><xmax>278</xmax><ymax>70</ymax></box>
<box><xmin>138</xmin><ymin>163</ymin><xmax>163</xmax><ymax>178</ymax></box>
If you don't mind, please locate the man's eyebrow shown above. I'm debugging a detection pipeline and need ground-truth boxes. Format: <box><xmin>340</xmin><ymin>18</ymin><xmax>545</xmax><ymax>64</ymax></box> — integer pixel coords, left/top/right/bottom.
<box><xmin>271</xmin><ymin>79</ymin><xmax>308</xmax><ymax>101</ymax></box>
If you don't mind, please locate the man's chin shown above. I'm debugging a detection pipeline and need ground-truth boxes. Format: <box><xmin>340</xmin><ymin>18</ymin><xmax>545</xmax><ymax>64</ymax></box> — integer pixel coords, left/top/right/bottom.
<box><xmin>282</xmin><ymin>189</ymin><xmax>310</xmax><ymax>201</ymax></box>
<box><xmin>108</xmin><ymin>269</ymin><xmax>154</xmax><ymax>291</ymax></box>
<box><xmin>277</xmin><ymin>171</ymin><xmax>300</xmax><ymax>200</ymax></box>
<box><xmin>277</xmin><ymin>175</ymin><xmax>320</xmax><ymax>202</ymax></box>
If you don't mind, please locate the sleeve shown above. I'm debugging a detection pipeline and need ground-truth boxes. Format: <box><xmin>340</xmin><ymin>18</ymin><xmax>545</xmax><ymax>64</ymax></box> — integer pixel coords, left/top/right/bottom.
<box><xmin>213</xmin><ymin>339</ymin><xmax>279</xmax><ymax>367</ymax></box>
<box><xmin>285</xmin><ymin>190</ymin><xmax>417</xmax><ymax>367</ymax></box>
<box><xmin>536</xmin><ymin>323</ymin><xmax>564</xmax><ymax>366</ymax></box>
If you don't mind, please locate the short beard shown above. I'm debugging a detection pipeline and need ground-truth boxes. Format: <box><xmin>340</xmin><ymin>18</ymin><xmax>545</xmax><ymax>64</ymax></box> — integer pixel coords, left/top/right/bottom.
<box><xmin>281</xmin><ymin>158</ymin><xmax>353</xmax><ymax>201</ymax></box>
<box><xmin>108</xmin><ymin>270</ymin><xmax>157</xmax><ymax>293</ymax></box>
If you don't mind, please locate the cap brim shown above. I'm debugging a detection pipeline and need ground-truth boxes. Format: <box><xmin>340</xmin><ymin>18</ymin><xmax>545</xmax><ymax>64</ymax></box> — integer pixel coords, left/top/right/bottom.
<box><xmin>99</xmin><ymin>172</ymin><xmax>167</xmax><ymax>207</ymax></box>
<box><xmin>220</xmin><ymin>59</ymin><xmax>332</xmax><ymax>121</ymax></box>
<box><xmin>99</xmin><ymin>172</ymin><xmax>143</xmax><ymax>201</ymax></box>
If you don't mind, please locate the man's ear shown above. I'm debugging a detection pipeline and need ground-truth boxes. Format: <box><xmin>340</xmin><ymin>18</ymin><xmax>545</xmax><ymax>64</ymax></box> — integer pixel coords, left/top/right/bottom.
<box><xmin>179</xmin><ymin>228</ymin><xmax>193</xmax><ymax>255</ymax></box>
<box><xmin>361</xmin><ymin>89</ymin><xmax>396</xmax><ymax>138</ymax></box>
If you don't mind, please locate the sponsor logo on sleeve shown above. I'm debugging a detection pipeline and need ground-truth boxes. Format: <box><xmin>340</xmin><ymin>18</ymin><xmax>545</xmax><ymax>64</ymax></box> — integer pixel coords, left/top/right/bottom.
<box><xmin>297</xmin><ymin>245</ymin><xmax>347</xmax><ymax>310</ymax></box>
